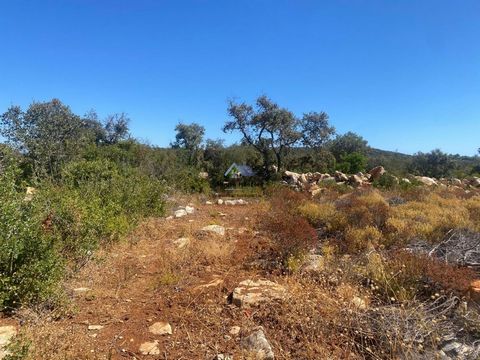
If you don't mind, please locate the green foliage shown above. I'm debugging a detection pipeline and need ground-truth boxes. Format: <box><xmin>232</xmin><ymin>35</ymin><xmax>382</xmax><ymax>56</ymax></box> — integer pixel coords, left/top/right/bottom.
<box><xmin>0</xmin><ymin>164</ymin><xmax>62</xmax><ymax>311</ymax></box>
<box><xmin>43</xmin><ymin>160</ymin><xmax>166</xmax><ymax>263</ymax></box>
<box><xmin>173</xmin><ymin>167</ymin><xmax>211</xmax><ymax>193</ymax></box>
<box><xmin>171</xmin><ymin>122</ymin><xmax>205</xmax><ymax>166</ymax></box>
<box><xmin>337</xmin><ymin>152</ymin><xmax>367</xmax><ymax>173</ymax></box>
<box><xmin>224</xmin><ymin>95</ymin><xmax>334</xmax><ymax>177</ymax></box>
<box><xmin>409</xmin><ymin>149</ymin><xmax>455</xmax><ymax>178</ymax></box>
<box><xmin>372</xmin><ymin>173</ymin><xmax>399</xmax><ymax>190</ymax></box>
<box><xmin>0</xmin><ymin>100</ymin><xmax>91</xmax><ymax>179</ymax></box>
<box><xmin>329</xmin><ymin>132</ymin><xmax>368</xmax><ymax>160</ymax></box>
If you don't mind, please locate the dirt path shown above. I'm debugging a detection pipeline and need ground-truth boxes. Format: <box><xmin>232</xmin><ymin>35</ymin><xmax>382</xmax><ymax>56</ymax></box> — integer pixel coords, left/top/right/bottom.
<box><xmin>12</xmin><ymin>199</ymin><xmax>299</xmax><ymax>359</ymax></box>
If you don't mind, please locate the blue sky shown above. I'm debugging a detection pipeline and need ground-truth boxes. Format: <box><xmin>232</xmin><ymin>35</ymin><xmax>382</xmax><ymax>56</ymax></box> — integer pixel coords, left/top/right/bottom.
<box><xmin>1</xmin><ymin>0</ymin><xmax>479</xmax><ymax>155</ymax></box>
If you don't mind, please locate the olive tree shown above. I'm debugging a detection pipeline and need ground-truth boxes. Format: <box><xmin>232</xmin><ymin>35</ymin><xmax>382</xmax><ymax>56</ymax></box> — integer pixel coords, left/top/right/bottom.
<box><xmin>224</xmin><ymin>96</ymin><xmax>302</xmax><ymax>177</ymax></box>
<box><xmin>224</xmin><ymin>96</ymin><xmax>335</xmax><ymax>177</ymax></box>
<box><xmin>171</xmin><ymin>122</ymin><xmax>205</xmax><ymax>166</ymax></box>
<box><xmin>0</xmin><ymin>99</ymin><xmax>91</xmax><ymax>178</ymax></box>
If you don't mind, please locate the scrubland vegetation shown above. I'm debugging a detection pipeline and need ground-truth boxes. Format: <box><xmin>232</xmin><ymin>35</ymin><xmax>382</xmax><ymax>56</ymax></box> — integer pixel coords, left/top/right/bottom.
<box><xmin>1</xmin><ymin>96</ymin><xmax>480</xmax><ymax>359</ymax></box>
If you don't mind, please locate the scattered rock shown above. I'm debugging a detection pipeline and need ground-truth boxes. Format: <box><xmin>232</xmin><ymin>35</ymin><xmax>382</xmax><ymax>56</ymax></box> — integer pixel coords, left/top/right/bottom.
<box><xmin>73</xmin><ymin>287</ymin><xmax>91</xmax><ymax>292</ymax></box>
<box><xmin>185</xmin><ymin>205</ymin><xmax>195</xmax><ymax>214</ymax></box>
<box><xmin>471</xmin><ymin>177</ymin><xmax>480</xmax><ymax>188</ymax></box>
<box><xmin>241</xmin><ymin>327</ymin><xmax>274</xmax><ymax>360</ymax></box>
<box><xmin>148</xmin><ymin>321</ymin><xmax>172</xmax><ymax>335</ymax></box>
<box><xmin>175</xmin><ymin>209</ymin><xmax>188</xmax><ymax>218</ymax></box>
<box><xmin>335</xmin><ymin>171</ymin><xmax>349</xmax><ymax>182</ymax></box>
<box><xmin>231</xmin><ymin>279</ymin><xmax>286</xmax><ymax>307</ymax></box>
<box><xmin>301</xmin><ymin>254</ymin><xmax>324</xmax><ymax>273</ymax></box>
<box><xmin>139</xmin><ymin>340</ymin><xmax>160</xmax><ymax>355</ymax></box>
<box><xmin>217</xmin><ymin>199</ymin><xmax>224</xmax><ymax>205</ymax></box>
<box><xmin>349</xmin><ymin>174</ymin><xmax>363</xmax><ymax>187</ymax></box>
<box><xmin>201</xmin><ymin>225</ymin><xmax>225</xmax><ymax>236</ymax></box>
<box><xmin>369</xmin><ymin>166</ymin><xmax>385</xmax><ymax>181</ymax></box>
<box><xmin>24</xmin><ymin>186</ymin><xmax>36</xmax><ymax>201</ymax></box>
<box><xmin>173</xmin><ymin>237</ymin><xmax>190</xmax><ymax>249</ymax></box>
<box><xmin>198</xmin><ymin>171</ymin><xmax>209</xmax><ymax>179</ymax></box>
<box><xmin>205</xmin><ymin>201</ymin><xmax>213</xmax><ymax>205</ymax></box>
<box><xmin>415</xmin><ymin>176</ymin><xmax>438</xmax><ymax>186</ymax></box>
<box><xmin>194</xmin><ymin>276</ymin><xmax>223</xmax><ymax>291</ymax></box>
<box><xmin>229</xmin><ymin>326</ymin><xmax>241</xmax><ymax>336</ymax></box>
<box><xmin>88</xmin><ymin>325</ymin><xmax>104</xmax><ymax>331</ymax></box>
<box><xmin>0</xmin><ymin>326</ymin><xmax>17</xmax><ymax>359</ymax></box>
<box><xmin>214</xmin><ymin>354</ymin><xmax>233</xmax><ymax>360</ymax></box>
<box><xmin>352</xmin><ymin>296</ymin><xmax>367</xmax><ymax>310</ymax></box>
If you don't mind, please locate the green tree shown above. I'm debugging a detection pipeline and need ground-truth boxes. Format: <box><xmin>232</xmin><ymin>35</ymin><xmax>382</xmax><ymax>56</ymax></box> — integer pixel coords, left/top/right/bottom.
<box><xmin>337</xmin><ymin>152</ymin><xmax>367</xmax><ymax>173</ymax></box>
<box><xmin>0</xmin><ymin>99</ymin><xmax>91</xmax><ymax>179</ymax></box>
<box><xmin>224</xmin><ymin>95</ymin><xmax>302</xmax><ymax>177</ymax></box>
<box><xmin>301</xmin><ymin>111</ymin><xmax>335</xmax><ymax>149</ymax></box>
<box><xmin>409</xmin><ymin>149</ymin><xmax>455</xmax><ymax>178</ymax></box>
<box><xmin>171</xmin><ymin>122</ymin><xmax>205</xmax><ymax>166</ymax></box>
<box><xmin>329</xmin><ymin>132</ymin><xmax>368</xmax><ymax>161</ymax></box>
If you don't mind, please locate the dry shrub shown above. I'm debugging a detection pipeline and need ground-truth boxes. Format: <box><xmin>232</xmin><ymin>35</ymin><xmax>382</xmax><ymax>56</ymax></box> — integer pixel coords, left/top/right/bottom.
<box><xmin>297</xmin><ymin>201</ymin><xmax>346</xmax><ymax>231</ymax></box>
<box><xmin>262</xmin><ymin>189</ymin><xmax>318</xmax><ymax>265</ymax></box>
<box><xmin>365</xmin><ymin>251</ymin><xmax>476</xmax><ymax>303</ymax></box>
<box><xmin>387</xmin><ymin>193</ymin><xmax>472</xmax><ymax>243</ymax></box>
<box><xmin>345</xmin><ymin>225</ymin><xmax>383</xmax><ymax>253</ymax></box>
<box><xmin>344</xmin><ymin>298</ymin><xmax>458</xmax><ymax>359</ymax></box>
<box><xmin>336</xmin><ymin>190</ymin><xmax>390</xmax><ymax>229</ymax></box>
<box><xmin>465</xmin><ymin>196</ymin><xmax>480</xmax><ymax>230</ymax></box>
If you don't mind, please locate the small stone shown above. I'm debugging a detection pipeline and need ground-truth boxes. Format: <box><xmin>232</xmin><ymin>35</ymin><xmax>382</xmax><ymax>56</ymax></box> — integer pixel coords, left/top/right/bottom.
<box><xmin>214</xmin><ymin>355</ymin><xmax>233</xmax><ymax>360</ymax></box>
<box><xmin>217</xmin><ymin>199</ymin><xmax>224</xmax><ymax>205</ymax></box>
<box><xmin>148</xmin><ymin>321</ymin><xmax>172</xmax><ymax>335</ymax></box>
<box><xmin>206</xmin><ymin>201</ymin><xmax>213</xmax><ymax>205</ymax></box>
<box><xmin>194</xmin><ymin>277</ymin><xmax>223</xmax><ymax>290</ymax></box>
<box><xmin>175</xmin><ymin>209</ymin><xmax>188</xmax><ymax>218</ymax></box>
<box><xmin>166</xmin><ymin>216</ymin><xmax>173</xmax><ymax>220</ymax></box>
<box><xmin>139</xmin><ymin>340</ymin><xmax>160</xmax><ymax>355</ymax></box>
<box><xmin>231</xmin><ymin>279</ymin><xmax>286</xmax><ymax>307</ymax></box>
<box><xmin>229</xmin><ymin>326</ymin><xmax>241</xmax><ymax>336</ymax></box>
<box><xmin>241</xmin><ymin>327</ymin><xmax>274</xmax><ymax>359</ymax></box>
<box><xmin>201</xmin><ymin>225</ymin><xmax>225</xmax><ymax>236</ymax></box>
<box><xmin>301</xmin><ymin>255</ymin><xmax>324</xmax><ymax>273</ymax></box>
<box><xmin>185</xmin><ymin>206</ymin><xmax>195</xmax><ymax>214</ymax></box>
<box><xmin>173</xmin><ymin>237</ymin><xmax>190</xmax><ymax>249</ymax></box>
<box><xmin>0</xmin><ymin>325</ymin><xmax>17</xmax><ymax>358</ymax></box>
<box><xmin>73</xmin><ymin>287</ymin><xmax>91</xmax><ymax>292</ymax></box>
<box><xmin>88</xmin><ymin>325</ymin><xmax>104</xmax><ymax>331</ymax></box>
<box><xmin>352</xmin><ymin>296</ymin><xmax>367</xmax><ymax>310</ymax></box>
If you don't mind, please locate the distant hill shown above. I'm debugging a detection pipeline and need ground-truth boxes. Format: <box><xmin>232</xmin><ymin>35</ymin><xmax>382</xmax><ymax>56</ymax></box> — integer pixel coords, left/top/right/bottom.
<box><xmin>367</xmin><ymin>147</ymin><xmax>479</xmax><ymax>176</ymax></box>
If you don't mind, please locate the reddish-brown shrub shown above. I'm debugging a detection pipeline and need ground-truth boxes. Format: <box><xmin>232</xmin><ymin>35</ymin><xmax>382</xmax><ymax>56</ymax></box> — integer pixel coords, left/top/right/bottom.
<box><xmin>262</xmin><ymin>188</ymin><xmax>318</xmax><ymax>265</ymax></box>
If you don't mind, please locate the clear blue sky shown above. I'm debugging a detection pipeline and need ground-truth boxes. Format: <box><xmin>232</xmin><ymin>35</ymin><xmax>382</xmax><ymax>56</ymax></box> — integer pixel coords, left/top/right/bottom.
<box><xmin>1</xmin><ymin>0</ymin><xmax>479</xmax><ymax>155</ymax></box>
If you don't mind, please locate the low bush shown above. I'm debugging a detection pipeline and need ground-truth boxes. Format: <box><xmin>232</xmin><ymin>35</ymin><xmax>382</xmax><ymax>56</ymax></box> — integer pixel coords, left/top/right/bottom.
<box><xmin>262</xmin><ymin>188</ymin><xmax>317</xmax><ymax>267</ymax></box>
<box><xmin>0</xmin><ymin>165</ymin><xmax>62</xmax><ymax>311</ymax></box>
<box><xmin>365</xmin><ymin>250</ymin><xmax>476</xmax><ymax>303</ymax></box>
<box><xmin>387</xmin><ymin>193</ymin><xmax>471</xmax><ymax>243</ymax></box>
<box><xmin>297</xmin><ymin>201</ymin><xmax>346</xmax><ymax>232</ymax></box>
<box><xmin>336</xmin><ymin>190</ymin><xmax>390</xmax><ymax>229</ymax></box>
<box><xmin>372</xmin><ymin>173</ymin><xmax>399</xmax><ymax>190</ymax></box>
<box><xmin>345</xmin><ymin>225</ymin><xmax>383</xmax><ymax>253</ymax></box>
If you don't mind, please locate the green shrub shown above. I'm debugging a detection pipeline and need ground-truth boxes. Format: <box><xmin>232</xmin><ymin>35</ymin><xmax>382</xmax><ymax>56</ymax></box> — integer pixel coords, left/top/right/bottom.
<box><xmin>372</xmin><ymin>173</ymin><xmax>399</xmax><ymax>190</ymax></box>
<box><xmin>42</xmin><ymin>160</ymin><xmax>166</xmax><ymax>264</ymax></box>
<box><xmin>0</xmin><ymin>164</ymin><xmax>62</xmax><ymax>311</ymax></box>
<box><xmin>336</xmin><ymin>152</ymin><xmax>367</xmax><ymax>174</ymax></box>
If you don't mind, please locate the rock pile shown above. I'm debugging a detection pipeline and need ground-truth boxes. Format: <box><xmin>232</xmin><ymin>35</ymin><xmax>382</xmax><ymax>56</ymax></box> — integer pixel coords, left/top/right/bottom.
<box><xmin>283</xmin><ymin>167</ymin><xmax>480</xmax><ymax>194</ymax></box>
<box><xmin>283</xmin><ymin>166</ymin><xmax>387</xmax><ymax>193</ymax></box>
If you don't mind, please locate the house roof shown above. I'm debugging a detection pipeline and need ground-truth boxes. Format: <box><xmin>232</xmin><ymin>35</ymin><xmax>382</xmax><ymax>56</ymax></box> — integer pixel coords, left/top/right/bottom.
<box><xmin>224</xmin><ymin>163</ymin><xmax>255</xmax><ymax>177</ymax></box>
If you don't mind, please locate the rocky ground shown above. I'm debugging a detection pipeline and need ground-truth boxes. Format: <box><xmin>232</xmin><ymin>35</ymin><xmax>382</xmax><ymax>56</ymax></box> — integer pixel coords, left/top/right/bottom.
<box><xmin>1</xmin><ymin>192</ymin><xmax>480</xmax><ymax>359</ymax></box>
<box><xmin>0</xmin><ymin>198</ymin><xmax>320</xmax><ymax>359</ymax></box>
